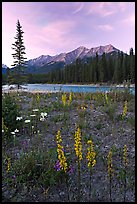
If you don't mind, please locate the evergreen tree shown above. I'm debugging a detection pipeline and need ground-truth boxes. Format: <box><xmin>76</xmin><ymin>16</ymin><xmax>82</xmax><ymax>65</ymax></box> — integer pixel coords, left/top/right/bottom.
<box><xmin>11</xmin><ymin>20</ymin><xmax>27</xmax><ymax>88</ymax></box>
<box><xmin>93</xmin><ymin>62</ymin><xmax>97</xmax><ymax>83</ymax></box>
<box><xmin>107</xmin><ymin>54</ymin><xmax>114</xmax><ymax>82</ymax></box>
<box><xmin>122</xmin><ymin>54</ymin><xmax>128</xmax><ymax>82</ymax></box>
<box><xmin>98</xmin><ymin>53</ymin><xmax>107</xmax><ymax>83</ymax></box>
<box><xmin>129</xmin><ymin>48</ymin><xmax>135</xmax><ymax>83</ymax></box>
<box><xmin>95</xmin><ymin>53</ymin><xmax>99</xmax><ymax>82</ymax></box>
<box><xmin>112</xmin><ymin>51</ymin><xmax>123</xmax><ymax>83</ymax></box>
<box><xmin>75</xmin><ymin>58</ymin><xmax>81</xmax><ymax>82</ymax></box>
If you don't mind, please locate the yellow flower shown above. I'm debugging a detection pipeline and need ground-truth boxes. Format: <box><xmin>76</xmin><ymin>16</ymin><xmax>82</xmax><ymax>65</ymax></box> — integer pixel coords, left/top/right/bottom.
<box><xmin>56</xmin><ymin>130</ymin><xmax>62</xmax><ymax>144</ymax></box>
<box><xmin>74</xmin><ymin>127</ymin><xmax>82</xmax><ymax>161</ymax></box>
<box><xmin>56</xmin><ymin>131</ymin><xmax>67</xmax><ymax>172</ymax></box>
<box><xmin>92</xmin><ymin>159</ymin><xmax>96</xmax><ymax>167</ymax></box>
<box><xmin>122</xmin><ymin>101</ymin><xmax>127</xmax><ymax>118</ymax></box>
<box><xmin>86</xmin><ymin>140</ymin><xmax>96</xmax><ymax>168</ymax></box>
<box><xmin>107</xmin><ymin>150</ymin><xmax>113</xmax><ymax>178</ymax></box>
<box><xmin>2</xmin><ymin>118</ymin><xmax>8</xmax><ymax>133</ymax></box>
<box><xmin>36</xmin><ymin>93</ymin><xmax>40</xmax><ymax>105</ymax></box>
<box><xmin>123</xmin><ymin>144</ymin><xmax>128</xmax><ymax>166</ymax></box>
<box><xmin>6</xmin><ymin>158</ymin><xmax>11</xmax><ymax>173</ymax></box>
<box><xmin>68</xmin><ymin>92</ymin><xmax>72</xmax><ymax>106</ymax></box>
<box><xmin>105</xmin><ymin>93</ymin><xmax>108</xmax><ymax>104</ymax></box>
<box><xmin>62</xmin><ymin>93</ymin><xmax>66</xmax><ymax>106</ymax></box>
<box><xmin>81</xmin><ymin>106</ymin><xmax>86</xmax><ymax>110</ymax></box>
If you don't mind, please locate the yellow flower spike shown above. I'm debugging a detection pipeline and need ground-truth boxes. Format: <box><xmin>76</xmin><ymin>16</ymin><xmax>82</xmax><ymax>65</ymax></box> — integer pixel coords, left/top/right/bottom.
<box><xmin>74</xmin><ymin>127</ymin><xmax>82</xmax><ymax>161</ymax></box>
<box><xmin>6</xmin><ymin>158</ymin><xmax>11</xmax><ymax>173</ymax></box>
<box><xmin>86</xmin><ymin>139</ymin><xmax>96</xmax><ymax>168</ymax></box>
<box><xmin>122</xmin><ymin>101</ymin><xmax>127</xmax><ymax>119</ymax></box>
<box><xmin>107</xmin><ymin>150</ymin><xmax>113</xmax><ymax>178</ymax></box>
<box><xmin>62</xmin><ymin>93</ymin><xmax>67</xmax><ymax>106</ymax></box>
<box><xmin>56</xmin><ymin>130</ymin><xmax>62</xmax><ymax>144</ymax></box>
<box><xmin>55</xmin><ymin>130</ymin><xmax>67</xmax><ymax>172</ymax></box>
<box><xmin>36</xmin><ymin>93</ymin><xmax>40</xmax><ymax>105</ymax></box>
<box><xmin>68</xmin><ymin>92</ymin><xmax>72</xmax><ymax>106</ymax></box>
<box><xmin>123</xmin><ymin>144</ymin><xmax>128</xmax><ymax>166</ymax></box>
<box><xmin>92</xmin><ymin>159</ymin><xmax>96</xmax><ymax>167</ymax></box>
<box><xmin>87</xmin><ymin>140</ymin><xmax>92</xmax><ymax>145</ymax></box>
<box><xmin>105</xmin><ymin>93</ymin><xmax>108</xmax><ymax>104</ymax></box>
<box><xmin>2</xmin><ymin>118</ymin><xmax>8</xmax><ymax>133</ymax></box>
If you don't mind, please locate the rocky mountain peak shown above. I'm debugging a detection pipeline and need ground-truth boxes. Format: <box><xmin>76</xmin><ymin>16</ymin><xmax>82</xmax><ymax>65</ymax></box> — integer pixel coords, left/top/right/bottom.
<box><xmin>3</xmin><ymin>44</ymin><xmax>121</xmax><ymax>72</ymax></box>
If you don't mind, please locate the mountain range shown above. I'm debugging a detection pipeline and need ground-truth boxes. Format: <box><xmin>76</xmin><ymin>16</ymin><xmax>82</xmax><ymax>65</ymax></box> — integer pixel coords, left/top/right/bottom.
<box><xmin>2</xmin><ymin>44</ymin><xmax>120</xmax><ymax>74</ymax></box>
<box><xmin>2</xmin><ymin>64</ymin><xmax>8</xmax><ymax>74</ymax></box>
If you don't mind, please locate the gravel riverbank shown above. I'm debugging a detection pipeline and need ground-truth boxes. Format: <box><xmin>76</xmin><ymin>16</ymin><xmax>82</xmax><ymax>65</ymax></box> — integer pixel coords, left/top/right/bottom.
<box><xmin>2</xmin><ymin>90</ymin><xmax>135</xmax><ymax>202</ymax></box>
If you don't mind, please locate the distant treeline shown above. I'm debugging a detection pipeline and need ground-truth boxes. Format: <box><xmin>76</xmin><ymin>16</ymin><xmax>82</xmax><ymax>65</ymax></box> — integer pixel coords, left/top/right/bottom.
<box><xmin>2</xmin><ymin>48</ymin><xmax>135</xmax><ymax>85</ymax></box>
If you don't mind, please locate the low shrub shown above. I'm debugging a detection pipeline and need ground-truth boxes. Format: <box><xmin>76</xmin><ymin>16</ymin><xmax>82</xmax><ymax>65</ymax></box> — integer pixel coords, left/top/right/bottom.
<box><xmin>2</xmin><ymin>93</ymin><xmax>22</xmax><ymax>143</ymax></box>
<box><xmin>12</xmin><ymin>147</ymin><xmax>68</xmax><ymax>188</ymax></box>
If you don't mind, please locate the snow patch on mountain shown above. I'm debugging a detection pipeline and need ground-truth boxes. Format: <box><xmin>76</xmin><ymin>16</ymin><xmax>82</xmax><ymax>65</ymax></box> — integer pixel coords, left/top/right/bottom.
<box><xmin>2</xmin><ymin>64</ymin><xmax>8</xmax><ymax>69</ymax></box>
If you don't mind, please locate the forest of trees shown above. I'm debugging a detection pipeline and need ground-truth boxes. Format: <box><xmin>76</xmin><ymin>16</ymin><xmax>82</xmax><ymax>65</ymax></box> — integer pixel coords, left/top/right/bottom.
<box><xmin>2</xmin><ymin>48</ymin><xmax>135</xmax><ymax>85</ymax></box>
<box><xmin>45</xmin><ymin>48</ymin><xmax>135</xmax><ymax>84</ymax></box>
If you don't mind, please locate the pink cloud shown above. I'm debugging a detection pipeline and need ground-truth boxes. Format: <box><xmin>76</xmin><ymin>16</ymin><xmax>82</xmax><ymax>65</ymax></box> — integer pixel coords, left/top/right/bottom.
<box><xmin>118</xmin><ymin>2</ymin><xmax>128</xmax><ymax>12</ymax></box>
<box><xmin>24</xmin><ymin>19</ymin><xmax>79</xmax><ymax>57</ymax></box>
<box><xmin>122</xmin><ymin>14</ymin><xmax>135</xmax><ymax>27</ymax></box>
<box><xmin>42</xmin><ymin>20</ymin><xmax>75</xmax><ymax>41</ymax></box>
<box><xmin>72</xmin><ymin>2</ymin><xmax>84</xmax><ymax>14</ymax></box>
<box><xmin>85</xmin><ymin>2</ymin><xmax>128</xmax><ymax>17</ymax></box>
<box><xmin>2</xmin><ymin>2</ymin><xmax>135</xmax><ymax>66</ymax></box>
<box><xmin>97</xmin><ymin>24</ymin><xmax>114</xmax><ymax>31</ymax></box>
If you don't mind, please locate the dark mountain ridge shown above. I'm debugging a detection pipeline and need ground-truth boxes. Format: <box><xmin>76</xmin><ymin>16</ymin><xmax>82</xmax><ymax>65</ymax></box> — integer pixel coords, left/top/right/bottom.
<box><xmin>2</xmin><ymin>44</ymin><xmax>123</xmax><ymax>74</ymax></box>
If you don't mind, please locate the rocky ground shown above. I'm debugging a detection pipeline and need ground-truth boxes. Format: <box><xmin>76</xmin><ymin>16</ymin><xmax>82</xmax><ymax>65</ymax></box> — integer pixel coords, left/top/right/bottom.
<box><xmin>2</xmin><ymin>90</ymin><xmax>135</xmax><ymax>202</ymax></box>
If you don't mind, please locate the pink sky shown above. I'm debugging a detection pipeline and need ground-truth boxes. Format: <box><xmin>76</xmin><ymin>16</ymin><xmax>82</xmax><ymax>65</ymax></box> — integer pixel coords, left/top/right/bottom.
<box><xmin>2</xmin><ymin>2</ymin><xmax>135</xmax><ymax>67</ymax></box>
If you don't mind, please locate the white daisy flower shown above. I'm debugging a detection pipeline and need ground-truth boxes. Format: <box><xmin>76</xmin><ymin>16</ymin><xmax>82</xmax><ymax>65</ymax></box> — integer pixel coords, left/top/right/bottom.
<box><xmin>40</xmin><ymin>112</ymin><xmax>47</xmax><ymax>117</ymax></box>
<box><xmin>40</xmin><ymin>117</ymin><xmax>45</xmax><ymax>122</ymax></box>
<box><xmin>24</xmin><ymin>119</ymin><xmax>31</xmax><ymax>123</ymax></box>
<box><xmin>16</xmin><ymin>116</ymin><xmax>23</xmax><ymax>121</ymax></box>
<box><xmin>33</xmin><ymin>109</ymin><xmax>39</xmax><ymax>112</ymax></box>
<box><xmin>11</xmin><ymin>132</ymin><xmax>15</xmax><ymax>135</ymax></box>
<box><xmin>14</xmin><ymin>129</ymin><xmax>19</xmax><ymax>133</ymax></box>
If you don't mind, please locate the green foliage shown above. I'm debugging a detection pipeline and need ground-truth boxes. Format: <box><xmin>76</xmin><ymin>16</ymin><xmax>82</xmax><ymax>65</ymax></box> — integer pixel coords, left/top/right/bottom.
<box><xmin>40</xmin><ymin>166</ymin><xmax>67</xmax><ymax>188</ymax></box>
<box><xmin>51</xmin><ymin>113</ymin><xmax>69</xmax><ymax>123</ymax></box>
<box><xmin>108</xmin><ymin>89</ymin><xmax>133</xmax><ymax>103</ymax></box>
<box><xmin>93</xmin><ymin>92</ymin><xmax>105</xmax><ymax>107</ymax></box>
<box><xmin>77</xmin><ymin>117</ymin><xmax>88</xmax><ymax>130</ymax></box>
<box><xmin>2</xmin><ymin>93</ymin><xmax>21</xmax><ymax>139</ymax></box>
<box><xmin>12</xmin><ymin>148</ymin><xmax>67</xmax><ymax>188</ymax></box>
<box><xmin>78</xmin><ymin>109</ymin><xmax>86</xmax><ymax>118</ymax></box>
<box><xmin>94</xmin><ymin>121</ymin><xmax>103</xmax><ymax>130</ymax></box>
<box><xmin>127</xmin><ymin>116</ymin><xmax>135</xmax><ymax>127</ymax></box>
<box><xmin>104</xmin><ymin>102</ymin><xmax>117</xmax><ymax>121</ymax></box>
<box><xmin>129</xmin><ymin>48</ymin><xmax>135</xmax><ymax>83</ymax></box>
<box><xmin>2</xmin><ymin>74</ymin><xmax>7</xmax><ymax>85</ymax></box>
<box><xmin>127</xmin><ymin>99</ymin><xmax>135</xmax><ymax>112</ymax></box>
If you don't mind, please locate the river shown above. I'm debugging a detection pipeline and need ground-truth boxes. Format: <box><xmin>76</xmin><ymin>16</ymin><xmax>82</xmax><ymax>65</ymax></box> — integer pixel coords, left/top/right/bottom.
<box><xmin>2</xmin><ymin>83</ymin><xmax>135</xmax><ymax>95</ymax></box>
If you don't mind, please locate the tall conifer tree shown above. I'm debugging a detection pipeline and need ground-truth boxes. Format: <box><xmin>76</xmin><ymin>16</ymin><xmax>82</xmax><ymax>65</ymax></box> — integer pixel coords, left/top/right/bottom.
<box><xmin>11</xmin><ymin>20</ymin><xmax>27</xmax><ymax>88</ymax></box>
<box><xmin>129</xmin><ymin>48</ymin><xmax>135</xmax><ymax>83</ymax></box>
